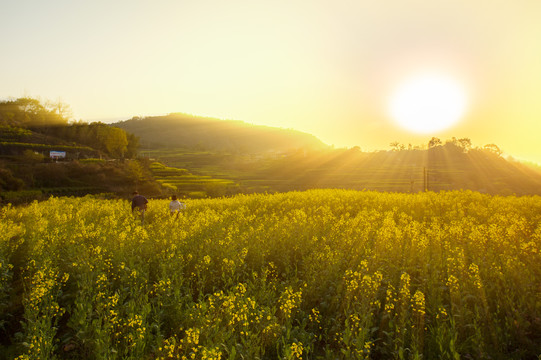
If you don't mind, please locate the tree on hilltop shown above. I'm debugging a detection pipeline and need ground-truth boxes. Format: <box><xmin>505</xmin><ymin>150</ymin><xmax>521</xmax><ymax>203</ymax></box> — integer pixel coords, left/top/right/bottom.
<box><xmin>0</xmin><ymin>97</ymin><xmax>70</xmax><ymax>127</ymax></box>
<box><xmin>483</xmin><ymin>144</ymin><xmax>503</xmax><ymax>156</ymax></box>
<box><xmin>390</xmin><ymin>141</ymin><xmax>406</xmax><ymax>151</ymax></box>
<box><xmin>0</xmin><ymin>97</ymin><xmax>140</xmax><ymax>159</ymax></box>
<box><xmin>428</xmin><ymin>137</ymin><xmax>442</xmax><ymax>148</ymax></box>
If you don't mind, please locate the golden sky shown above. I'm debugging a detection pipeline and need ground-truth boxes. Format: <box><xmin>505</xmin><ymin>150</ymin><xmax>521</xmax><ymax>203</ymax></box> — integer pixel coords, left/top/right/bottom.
<box><xmin>2</xmin><ymin>0</ymin><xmax>541</xmax><ymax>162</ymax></box>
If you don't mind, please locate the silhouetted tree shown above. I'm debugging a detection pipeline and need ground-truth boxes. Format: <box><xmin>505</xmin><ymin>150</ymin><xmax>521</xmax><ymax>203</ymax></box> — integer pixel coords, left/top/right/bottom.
<box><xmin>428</xmin><ymin>137</ymin><xmax>442</xmax><ymax>148</ymax></box>
<box><xmin>458</xmin><ymin>138</ymin><xmax>472</xmax><ymax>152</ymax></box>
<box><xmin>483</xmin><ymin>144</ymin><xmax>502</xmax><ymax>156</ymax></box>
<box><xmin>390</xmin><ymin>142</ymin><xmax>405</xmax><ymax>151</ymax></box>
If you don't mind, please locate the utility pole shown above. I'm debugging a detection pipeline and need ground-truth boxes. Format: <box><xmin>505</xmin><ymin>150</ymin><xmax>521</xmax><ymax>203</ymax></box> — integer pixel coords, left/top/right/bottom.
<box><xmin>423</xmin><ymin>167</ymin><xmax>430</xmax><ymax>192</ymax></box>
<box><xmin>423</xmin><ymin>167</ymin><xmax>426</xmax><ymax>191</ymax></box>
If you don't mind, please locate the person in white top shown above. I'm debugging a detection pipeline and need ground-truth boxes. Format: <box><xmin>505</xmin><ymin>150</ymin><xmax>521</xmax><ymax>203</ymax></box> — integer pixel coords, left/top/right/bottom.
<box><xmin>169</xmin><ymin>195</ymin><xmax>186</xmax><ymax>218</ymax></box>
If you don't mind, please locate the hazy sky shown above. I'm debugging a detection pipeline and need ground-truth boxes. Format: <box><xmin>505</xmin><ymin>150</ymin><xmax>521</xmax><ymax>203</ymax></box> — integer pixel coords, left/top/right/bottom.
<box><xmin>2</xmin><ymin>0</ymin><xmax>541</xmax><ymax>162</ymax></box>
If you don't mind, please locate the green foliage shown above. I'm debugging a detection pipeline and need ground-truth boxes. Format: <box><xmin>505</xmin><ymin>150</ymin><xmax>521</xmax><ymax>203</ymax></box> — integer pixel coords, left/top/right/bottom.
<box><xmin>0</xmin><ymin>190</ymin><xmax>540</xmax><ymax>359</ymax></box>
<box><xmin>0</xmin><ymin>125</ymin><xmax>32</xmax><ymax>141</ymax></box>
<box><xmin>0</xmin><ymin>160</ymin><xmax>167</xmax><ymax>204</ymax></box>
<box><xmin>125</xmin><ymin>133</ymin><xmax>139</xmax><ymax>159</ymax></box>
<box><xmin>97</xmin><ymin>126</ymin><xmax>128</xmax><ymax>158</ymax></box>
<box><xmin>0</xmin><ymin>97</ymin><xmax>69</xmax><ymax>128</ymax></box>
<box><xmin>0</xmin><ymin>97</ymin><xmax>139</xmax><ymax>159</ymax></box>
<box><xmin>52</xmin><ymin>122</ymin><xmax>137</xmax><ymax>159</ymax></box>
<box><xmin>0</xmin><ymin>189</ymin><xmax>42</xmax><ymax>202</ymax></box>
<box><xmin>0</xmin><ymin>168</ymin><xmax>25</xmax><ymax>191</ymax></box>
<box><xmin>0</xmin><ymin>141</ymin><xmax>93</xmax><ymax>151</ymax></box>
<box><xmin>20</xmin><ymin>149</ymin><xmax>45</xmax><ymax>164</ymax></box>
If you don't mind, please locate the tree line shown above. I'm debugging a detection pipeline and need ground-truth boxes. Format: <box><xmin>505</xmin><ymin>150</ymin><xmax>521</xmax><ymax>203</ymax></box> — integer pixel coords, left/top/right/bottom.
<box><xmin>0</xmin><ymin>97</ymin><xmax>139</xmax><ymax>158</ymax></box>
<box><xmin>390</xmin><ymin>137</ymin><xmax>502</xmax><ymax>156</ymax></box>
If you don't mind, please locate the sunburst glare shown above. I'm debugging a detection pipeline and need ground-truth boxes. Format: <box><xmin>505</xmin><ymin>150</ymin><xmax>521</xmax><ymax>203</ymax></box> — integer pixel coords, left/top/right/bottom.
<box><xmin>389</xmin><ymin>73</ymin><xmax>468</xmax><ymax>134</ymax></box>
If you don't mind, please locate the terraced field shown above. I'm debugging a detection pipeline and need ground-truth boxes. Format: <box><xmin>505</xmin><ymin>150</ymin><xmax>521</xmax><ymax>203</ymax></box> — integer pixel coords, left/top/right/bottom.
<box><xmin>149</xmin><ymin>162</ymin><xmax>238</xmax><ymax>198</ymax></box>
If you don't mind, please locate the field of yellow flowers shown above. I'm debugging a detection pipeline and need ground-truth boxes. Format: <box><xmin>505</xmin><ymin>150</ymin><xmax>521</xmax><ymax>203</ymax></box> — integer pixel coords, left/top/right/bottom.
<box><xmin>0</xmin><ymin>190</ymin><xmax>540</xmax><ymax>359</ymax></box>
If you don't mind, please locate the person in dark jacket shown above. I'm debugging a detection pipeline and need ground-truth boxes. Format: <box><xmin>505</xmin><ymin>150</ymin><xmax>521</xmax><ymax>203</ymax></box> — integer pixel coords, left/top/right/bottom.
<box><xmin>131</xmin><ymin>191</ymin><xmax>148</xmax><ymax>223</ymax></box>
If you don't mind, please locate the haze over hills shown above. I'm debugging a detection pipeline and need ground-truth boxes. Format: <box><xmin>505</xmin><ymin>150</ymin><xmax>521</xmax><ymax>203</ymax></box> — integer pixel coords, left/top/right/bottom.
<box><xmin>112</xmin><ymin>112</ymin><xmax>541</xmax><ymax>196</ymax></box>
<box><xmin>3</xmin><ymin>97</ymin><xmax>541</xmax><ymax>201</ymax></box>
<box><xmin>249</xmin><ymin>142</ymin><xmax>541</xmax><ymax>195</ymax></box>
<box><xmin>113</xmin><ymin>113</ymin><xmax>329</xmax><ymax>152</ymax></box>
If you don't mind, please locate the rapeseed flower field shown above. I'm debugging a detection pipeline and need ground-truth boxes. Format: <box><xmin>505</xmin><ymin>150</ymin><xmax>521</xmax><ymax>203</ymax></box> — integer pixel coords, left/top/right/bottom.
<box><xmin>0</xmin><ymin>190</ymin><xmax>540</xmax><ymax>359</ymax></box>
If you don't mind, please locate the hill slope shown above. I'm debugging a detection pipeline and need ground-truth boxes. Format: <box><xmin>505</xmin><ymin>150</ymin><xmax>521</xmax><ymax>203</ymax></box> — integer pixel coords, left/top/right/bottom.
<box><xmin>113</xmin><ymin>114</ymin><xmax>328</xmax><ymax>152</ymax></box>
<box><xmin>145</xmin><ymin>142</ymin><xmax>541</xmax><ymax>196</ymax></box>
<box><xmin>252</xmin><ymin>144</ymin><xmax>541</xmax><ymax>195</ymax></box>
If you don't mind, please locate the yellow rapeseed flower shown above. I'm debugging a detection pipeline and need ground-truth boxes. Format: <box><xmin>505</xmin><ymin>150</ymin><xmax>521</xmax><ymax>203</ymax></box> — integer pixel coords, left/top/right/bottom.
<box><xmin>290</xmin><ymin>342</ymin><xmax>303</xmax><ymax>359</ymax></box>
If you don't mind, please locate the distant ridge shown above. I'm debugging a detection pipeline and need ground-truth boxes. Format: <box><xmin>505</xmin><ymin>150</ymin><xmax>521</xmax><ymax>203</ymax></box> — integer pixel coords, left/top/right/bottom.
<box><xmin>113</xmin><ymin>113</ymin><xmax>329</xmax><ymax>152</ymax></box>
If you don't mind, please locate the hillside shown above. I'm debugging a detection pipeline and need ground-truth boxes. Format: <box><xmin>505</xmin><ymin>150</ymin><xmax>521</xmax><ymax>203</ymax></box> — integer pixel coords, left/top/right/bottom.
<box><xmin>146</xmin><ymin>141</ymin><xmax>541</xmax><ymax>196</ymax></box>
<box><xmin>0</xmin><ymin>98</ymin><xmax>166</xmax><ymax>203</ymax></box>
<box><xmin>111</xmin><ymin>112</ymin><xmax>541</xmax><ymax>196</ymax></box>
<box><xmin>113</xmin><ymin>113</ymin><xmax>329</xmax><ymax>152</ymax></box>
<box><xmin>247</xmin><ymin>143</ymin><xmax>541</xmax><ymax>195</ymax></box>
<box><xmin>3</xmin><ymin>97</ymin><xmax>541</xmax><ymax>201</ymax></box>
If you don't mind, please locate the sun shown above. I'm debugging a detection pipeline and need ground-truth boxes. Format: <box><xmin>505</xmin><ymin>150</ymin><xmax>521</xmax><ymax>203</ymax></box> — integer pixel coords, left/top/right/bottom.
<box><xmin>389</xmin><ymin>73</ymin><xmax>468</xmax><ymax>134</ymax></box>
